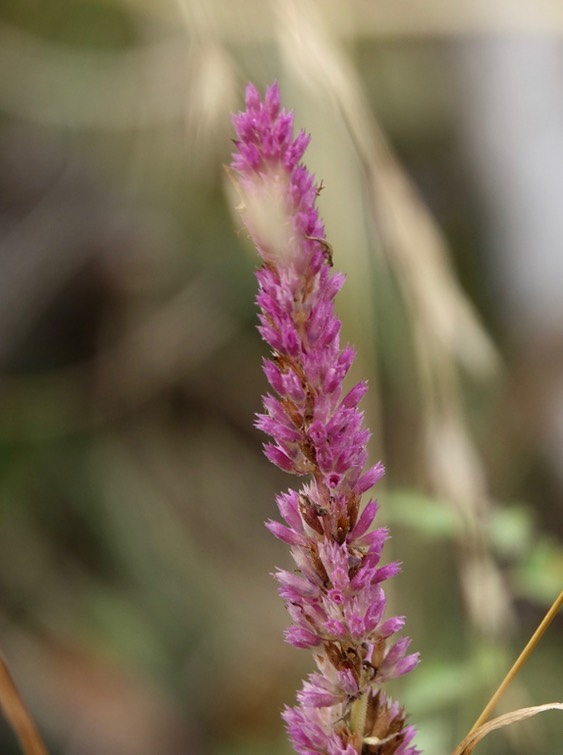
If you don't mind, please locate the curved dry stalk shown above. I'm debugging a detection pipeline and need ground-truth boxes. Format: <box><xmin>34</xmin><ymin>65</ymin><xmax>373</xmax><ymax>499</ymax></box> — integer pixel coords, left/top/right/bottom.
<box><xmin>0</xmin><ymin>653</ymin><xmax>48</xmax><ymax>755</ymax></box>
<box><xmin>452</xmin><ymin>703</ymin><xmax>563</xmax><ymax>755</ymax></box>
<box><xmin>466</xmin><ymin>588</ymin><xmax>563</xmax><ymax>736</ymax></box>
<box><xmin>128</xmin><ymin>0</ymin><xmax>563</xmax><ymax>38</ymax></box>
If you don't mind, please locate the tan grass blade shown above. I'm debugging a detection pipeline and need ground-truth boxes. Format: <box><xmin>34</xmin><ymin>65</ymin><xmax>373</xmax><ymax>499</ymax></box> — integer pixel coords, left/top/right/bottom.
<box><xmin>452</xmin><ymin>703</ymin><xmax>563</xmax><ymax>755</ymax></box>
<box><xmin>466</xmin><ymin>588</ymin><xmax>563</xmax><ymax>734</ymax></box>
<box><xmin>277</xmin><ymin>0</ymin><xmax>512</xmax><ymax>645</ymax></box>
<box><xmin>0</xmin><ymin>653</ymin><xmax>48</xmax><ymax>755</ymax></box>
<box><xmin>278</xmin><ymin>0</ymin><xmax>499</xmax><ymax>379</ymax></box>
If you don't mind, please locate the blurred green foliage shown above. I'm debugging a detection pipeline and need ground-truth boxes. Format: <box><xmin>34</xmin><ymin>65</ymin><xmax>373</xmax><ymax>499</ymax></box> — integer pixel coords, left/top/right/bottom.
<box><xmin>0</xmin><ymin>2</ymin><xmax>561</xmax><ymax>754</ymax></box>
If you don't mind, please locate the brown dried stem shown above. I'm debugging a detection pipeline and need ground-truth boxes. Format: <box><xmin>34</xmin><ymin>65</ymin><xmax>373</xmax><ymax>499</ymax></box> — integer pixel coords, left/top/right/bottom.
<box><xmin>466</xmin><ymin>588</ymin><xmax>563</xmax><ymax>737</ymax></box>
<box><xmin>0</xmin><ymin>653</ymin><xmax>48</xmax><ymax>755</ymax></box>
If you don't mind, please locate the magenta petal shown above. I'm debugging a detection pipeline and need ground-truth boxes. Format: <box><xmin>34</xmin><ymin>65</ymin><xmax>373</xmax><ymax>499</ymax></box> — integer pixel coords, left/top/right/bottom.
<box><xmin>244</xmin><ymin>81</ymin><xmax>261</xmax><ymax>110</ymax></box>
<box><xmin>350</xmin><ymin>499</ymin><xmax>379</xmax><ymax>539</ymax></box>
<box><xmin>393</xmin><ymin>652</ymin><xmax>421</xmax><ymax>678</ymax></box>
<box><xmin>263</xmin><ymin>443</ymin><xmax>296</xmax><ymax>472</ymax></box>
<box><xmin>265</xmin><ymin>519</ymin><xmax>306</xmax><ymax>546</ymax></box>
<box><xmin>340</xmin><ymin>380</ymin><xmax>369</xmax><ymax>409</ymax></box>
<box><xmin>379</xmin><ymin>615</ymin><xmax>405</xmax><ymax>638</ymax></box>
<box><xmin>284</xmin><ymin>626</ymin><xmax>321</xmax><ymax>648</ymax></box>
<box><xmin>276</xmin><ymin>491</ymin><xmax>303</xmax><ymax>533</ymax></box>
<box><xmin>384</xmin><ymin>637</ymin><xmax>412</xmax><ymax>667</ymax></box>
<box><xmin>355</xmin><ymin>461</ymin><xmax>385</xmax><ymax>493</ymax></box>
<box><xmin>324</xmin><ymin>619</ymin><xmax>347</xmax><ymax>639</ymax></box>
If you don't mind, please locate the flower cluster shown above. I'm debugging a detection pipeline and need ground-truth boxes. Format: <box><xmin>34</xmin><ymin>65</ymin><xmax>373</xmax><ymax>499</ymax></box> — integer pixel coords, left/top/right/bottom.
<box><xmin>231</xmin><ymin>82</ymin><xmax>419</xmax><ymax>755</ymax></box>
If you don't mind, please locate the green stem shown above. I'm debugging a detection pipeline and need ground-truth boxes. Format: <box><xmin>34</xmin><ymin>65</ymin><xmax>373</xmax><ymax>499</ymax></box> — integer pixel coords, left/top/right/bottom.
<box><xmin>350</xmin><ymin>691</ymin><xmax>368</xmax><ymax>743</ymax></box>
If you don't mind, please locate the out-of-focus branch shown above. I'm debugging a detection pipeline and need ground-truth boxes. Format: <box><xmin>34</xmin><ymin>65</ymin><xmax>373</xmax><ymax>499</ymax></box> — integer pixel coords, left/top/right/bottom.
<box><xmin>0</xmin><ymin>274</ymin><xmax>237</xmax><ymax>439</ymax></box>
<box><xmin>277</xmin><ymin>0</ymin><xmax>512</xmax><ymax>642</ymax></box>
<box><xmin>0</xmin><ymin>653</ymin><xmax>48</xmax><ymax>755</ymax></box>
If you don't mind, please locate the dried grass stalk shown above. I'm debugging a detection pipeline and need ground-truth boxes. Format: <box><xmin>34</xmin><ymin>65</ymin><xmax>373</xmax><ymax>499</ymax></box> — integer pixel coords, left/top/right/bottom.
<box><xmin>0</xmin><ymin>653</ymin><xmax>48</xmax><ymax>755</ymax></box>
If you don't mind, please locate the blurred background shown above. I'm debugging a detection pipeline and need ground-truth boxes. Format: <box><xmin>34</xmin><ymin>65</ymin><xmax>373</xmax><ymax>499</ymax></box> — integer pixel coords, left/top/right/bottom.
<box><xmin>0</xmin><ymin>1</ymin><xmax>562</xmax><ymax>754</ymax></box>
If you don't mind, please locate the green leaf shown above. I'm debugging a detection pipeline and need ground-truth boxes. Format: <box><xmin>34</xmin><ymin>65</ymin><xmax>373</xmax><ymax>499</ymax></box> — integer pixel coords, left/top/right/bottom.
<box><xmin>403</xmin><ymin>660</ymin><xmax>482</xmax><ymax>712</ymax></box>
<box><xmin>386</xmin><ymin>489</ymin><xmax>460</xmax><ymax>540</ymax></box>
<box><xmin>487</xmin><ymin>503</ymin><xmax>534</xmax><ymax>559</ymax></box>
<box><xmin>513</xmin><ymin>537</ymin><xmax>563</xmax><ymax>605</ymax></box>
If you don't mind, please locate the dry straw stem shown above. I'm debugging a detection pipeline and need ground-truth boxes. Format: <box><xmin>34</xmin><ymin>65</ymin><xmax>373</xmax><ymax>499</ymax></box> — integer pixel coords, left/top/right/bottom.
<box><xmin>465</xmin><ymin>589</ymin><xmax>563</xmax><ymax>736</ymax></box>
<box><xmin>278</xmin><ymin>0</ymin><xmax>497</xmax><ymax>376</ymax></box>
<box><xmin>0</xmin><ymin>653</ymin><xmax>48</xmax><ymax>755</ymax></box>
<box><xmin>120</xmin><ymin>0</ymin><xmax>563</xmax><ymax>37</ymax></box>
<box><xmin>277</xmin><ymin>0</ymin><xmax>512</xmax><ymax>640</ymax></box>
<box><xmin>452</xmin><ymin>703</ymin><xmax>563</xmax><ymax>755</ymax></box>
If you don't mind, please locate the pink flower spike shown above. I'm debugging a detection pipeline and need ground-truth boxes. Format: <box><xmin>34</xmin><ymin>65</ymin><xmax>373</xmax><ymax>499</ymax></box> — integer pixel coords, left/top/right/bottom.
<box><xmin>231</xmin><ymin>82</ymin><xmax>419</xmax><ymax>755</ymax></box>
